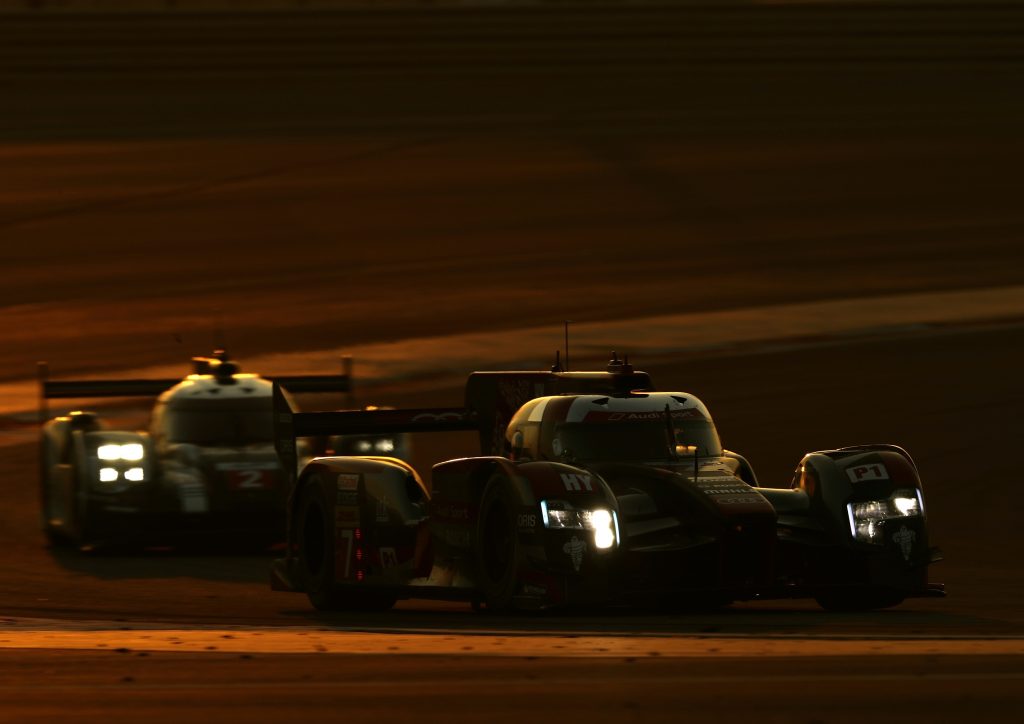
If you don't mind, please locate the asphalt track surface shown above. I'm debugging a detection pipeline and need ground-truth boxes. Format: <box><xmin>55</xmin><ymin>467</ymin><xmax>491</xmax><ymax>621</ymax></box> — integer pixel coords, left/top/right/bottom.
<box><xmin>1</xmin><ymin>2</ymin><xmax>1024</xmax><ymax>722</ymax></box>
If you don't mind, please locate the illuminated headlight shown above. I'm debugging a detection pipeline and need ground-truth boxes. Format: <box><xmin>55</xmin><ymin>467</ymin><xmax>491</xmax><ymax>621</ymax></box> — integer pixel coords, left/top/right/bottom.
<box><xmin>124</xmin><ymin>467</ymin><xmax>145</xmax><ymax>482</ymax></box>
<box><xmin>97</xmin><ymin>443</ymin><xmax>145</xmax><ymax>461</ymax></box>
<box><xmin>540</xmin><ymin>500</ymin><xmax>619</xmax><ymax>550</ymax></box>
<box><xmin>99</xmin><ymin>467</ymin><xmax>119</xmax><ymax>483</ymax></box>
<box><xmin>374</xmin><ymin>438</ymin><xmax>396</xmax><ymax>453</ymax></box>
<box><xmin>848</xmin><ymin>488</ymin><xmax>924</xmax><ymax>544</ymax></box>
<box><xmin>355</xmin><ymin>440</ymin><xmax>373</xmax><ymax>453</ymax></box>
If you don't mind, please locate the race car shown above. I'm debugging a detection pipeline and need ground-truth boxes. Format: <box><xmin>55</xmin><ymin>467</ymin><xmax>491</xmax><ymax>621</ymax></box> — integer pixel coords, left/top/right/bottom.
<box><xmin>38</xmin><ymin>350</ymin><xmax>375</xmax><ymax>549</ymax></box>
<box><xmin>271</xmin><ymin>353</ymin><xmax>944</xmax><ymax>612</ymax></box>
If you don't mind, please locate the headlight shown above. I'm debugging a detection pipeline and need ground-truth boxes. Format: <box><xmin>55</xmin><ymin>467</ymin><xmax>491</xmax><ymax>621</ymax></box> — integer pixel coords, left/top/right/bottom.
<box><xmin>847</xmin><ymin>488</ymin><xmax>923</xmax><ymax>544</ymax></box>
<box><xmin>540</xmin><ymin>500</ymin><xmax>619</xmax><ymax>550</ymax></box>
<box><xmin>98</xmin><ymin>467</ymin><xmax>145</xmax><ymax>484</ymax></box>
<box><xmin>355</xmin><ymin>440</ymin><xmax>373</xmax><ymax>453</ymax></box>
<box><xmin>97</xmin><ymin>443</ymin><xmax>144</xmax><ymax>461</ymax></box>
<box><xmin>374</xmin><ymin>438</ymin><xmax>396</xmax><ymax>453</ymax></box>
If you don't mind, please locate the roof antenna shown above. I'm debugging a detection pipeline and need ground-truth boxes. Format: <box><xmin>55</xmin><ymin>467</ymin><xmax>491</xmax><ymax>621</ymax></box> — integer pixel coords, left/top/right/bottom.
<box><xmin>564</xmin><ymin>320</ymin><xmax>572</xmax><ymax>372</ymax></box>
<box><xmin>550</xmin><ymin>350</ymin><xmax>563</xmax><ymax>373</ymax></box>
<box><xmin>213</xmin><ymin>310</ymin><xmax>227</xmax><ymax>359</ymax></box>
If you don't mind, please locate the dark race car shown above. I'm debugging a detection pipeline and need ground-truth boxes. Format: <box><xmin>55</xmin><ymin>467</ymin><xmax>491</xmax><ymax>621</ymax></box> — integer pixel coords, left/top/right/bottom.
<box><xmin>39</xmin><ymin>351</ymin><xmax>367</xmax><ymax>549</ymax></box>
<box><xmin>271</xmin><ymin>354</ymin><xmax>944</xmax><ymax>612</ymax></box>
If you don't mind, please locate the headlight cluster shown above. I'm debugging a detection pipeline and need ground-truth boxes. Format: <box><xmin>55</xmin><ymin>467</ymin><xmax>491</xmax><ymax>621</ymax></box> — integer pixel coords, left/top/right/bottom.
<box><xmin>355</xmin><ymin>438</ymin><xmax>396</xmax><ymax>454</ymax></box>
<box><xmin>540</xmin><ymin>500</ymin><xmax>619</xmax><ymax>550</ymax></box>
<box><xmin>97</xmin><ymin>443</ymin><xmax>144</xmax><ymax>461</ymax></box>
<box><xmin>847</xmin><ymin>488</ymin><xmax>923</xmax><ymax>544</ymax></box>
<box><xmin>96</xmin><ymin>443</ymin><xmax>146</xmax><ymax>485</ymax></box>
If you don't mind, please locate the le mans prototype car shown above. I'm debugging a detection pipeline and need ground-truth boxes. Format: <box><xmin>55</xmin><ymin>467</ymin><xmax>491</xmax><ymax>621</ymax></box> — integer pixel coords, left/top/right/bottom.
<box><xmin>39</xmin><ymin>351</ymin><xmax>400</xmax><ymax>549</ymax></box>
<box><xmin>271</xmin><ymin>354</ymin><xmax>944</xmax><ymax>612</ymax></box>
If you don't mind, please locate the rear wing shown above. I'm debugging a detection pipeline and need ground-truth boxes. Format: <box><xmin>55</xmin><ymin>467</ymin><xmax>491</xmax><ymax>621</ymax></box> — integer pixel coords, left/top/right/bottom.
<box><xmin>38</xmin><ymin>358</ymin><xmax>355</xmax><ymax>423</ymax></box>
<box><xmin>273</xmin><ymin>383</ymin><xmax>479</xmax><ymax>480</ymax></box>
<box><xmin>273</xmin><ymin>362</ymin><xmax>655</xmax><ymax>477</ymax></box>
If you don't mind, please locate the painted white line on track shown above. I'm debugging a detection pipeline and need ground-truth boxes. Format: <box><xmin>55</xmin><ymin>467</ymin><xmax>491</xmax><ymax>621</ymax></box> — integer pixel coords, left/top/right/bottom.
<box><xmin>1</xmin><ymin>626</ymin><xmax>1023</xmax><ymax>657</ymax></box>
<box><xmin>5</xmin><ymin>616</ymin><xmax>1024</xmax><ymax>642</ymax></box>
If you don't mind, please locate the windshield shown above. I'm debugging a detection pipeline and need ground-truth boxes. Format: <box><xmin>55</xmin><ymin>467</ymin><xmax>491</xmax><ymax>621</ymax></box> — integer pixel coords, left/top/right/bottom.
<box><xmin>552</xmin><ymin>419</ymin><xmax>722</xmax><ymax>463</ymax></box>
<box><xmin>160</xmin><ymin>400</ymin><xmax>273</xmax><ymax>445</ymax></box>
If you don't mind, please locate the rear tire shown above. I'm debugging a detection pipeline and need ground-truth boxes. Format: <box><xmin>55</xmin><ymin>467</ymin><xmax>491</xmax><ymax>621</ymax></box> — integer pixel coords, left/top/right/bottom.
<box><xmin>474</xmin><ymin>474</ymin><xmax>522</xmax><ymax>613</ymax></box>
<box><xmin>297</xmin><ymin>474</ymin><xmax>395</xmax><ymax>612</ymax></box>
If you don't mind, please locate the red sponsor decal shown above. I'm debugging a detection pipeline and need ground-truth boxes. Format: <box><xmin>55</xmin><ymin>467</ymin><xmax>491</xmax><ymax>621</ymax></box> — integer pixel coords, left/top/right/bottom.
<box><xmin>845</xmin><ymin>463</ymin><xmax>889</xmax><ymax>483</ymax></box>
<box><xmin>334</xmin><ymin>527</ymin><xmax>362</xmax><ymax>580</ymax></box>
<box><xmin>227</xmin><ymin>469</ymin><xmax>274</xmax><ymax>490</ymax></box>
<box><xmin>335</xmin><ymin>507</ymin><xmax>359</xmax><ymax>525</ymax></box>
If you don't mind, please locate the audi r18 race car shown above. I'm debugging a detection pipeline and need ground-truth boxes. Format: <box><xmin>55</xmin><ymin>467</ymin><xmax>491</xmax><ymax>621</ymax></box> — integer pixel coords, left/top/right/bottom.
<box><xmin>38</xmin><ymin>351</ymin><xmax>394</xmax><ymax>549</ymax></box>
<box><xmin>271</xmin><ymin>354</ymin><xmax>943</xmax><ymax>612</ymax></box>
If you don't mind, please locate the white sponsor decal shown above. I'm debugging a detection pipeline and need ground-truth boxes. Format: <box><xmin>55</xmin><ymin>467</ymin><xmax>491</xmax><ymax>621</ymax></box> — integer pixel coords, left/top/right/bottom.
<box><xmin>380</xmin><ymin>547</ymin><xmax>399</xmax><ymax>569</ymax></box>
<box><xmin>432</xmin><ymin>503</ymin><xmax>469</xmax><ymax>521</ymax></box>
<box><xmin>846</xmin><ymin>464</ymin><xmax>890</xmax><ymax>483</ymax></box>
<box><xmin>560</xmin><ymin>473</ymin><xmax>593</xmax><ymax>492</ymax></box>
<box><xmin>892</xmin><ymin>525</ymin><xmax>916</xmax><ymax>561</ymax></box>
<box><xmin>336</xmin><ymin>490</ymin><xmax>358</xmax><ymax>506</ymax></box>
<box><xmin>337</xmin><ymin>473</ymin><xmax>360</xmax><ymax>490</ymax></box>
<box><xmin>517</xmin><ymin>513</ymin><xmax>537</xmax><ymax>529</ymax></box>
<box><xmin>717</xmin><ymin>497</ymin><xmax>764</xmax><ymax>505</ymax></box>
<box><xmin>563</xmin><ymin>535</ymin><xmax>587</xmax><ymax>572</ymax></box>
<box><xmin>178</xmin><ymin>482</ymin><xmax>209</xmax><ymax>513</ymax></box>
<box><xmin>606</xmin><ymin>410</ymin><xmax>702</xmax><ymax>421</ymax></box>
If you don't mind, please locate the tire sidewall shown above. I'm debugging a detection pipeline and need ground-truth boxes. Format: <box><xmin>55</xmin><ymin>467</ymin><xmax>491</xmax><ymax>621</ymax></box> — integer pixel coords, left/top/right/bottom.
<box><xmin>296</xmin><ymin>474</ymin><xmax>338</xmax><ymax>609</ymax></box>
<box><xmin>475</xmin><ymin>474</ymin><xmax>522</xmax><ymax>612</ymax></box>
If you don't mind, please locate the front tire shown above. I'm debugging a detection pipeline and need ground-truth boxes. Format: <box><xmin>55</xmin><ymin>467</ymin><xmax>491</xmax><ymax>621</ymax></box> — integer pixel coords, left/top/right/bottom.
<box><xmin>474</xmin><ymin>474</ymin><xmax>522</xmax><ymax>612</ymax></box>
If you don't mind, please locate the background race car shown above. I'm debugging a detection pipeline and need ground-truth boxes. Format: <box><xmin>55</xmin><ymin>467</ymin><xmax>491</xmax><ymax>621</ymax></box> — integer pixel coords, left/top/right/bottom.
<box><xmin>272</xmin><ymin>354</ymin><xmax>944</xmax><ymax>613</ymax></box>
<box><xmin>39</xmin><ymin>351</ymin><xmax>399</xmax><ymax>550</ymax></box>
